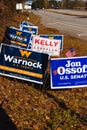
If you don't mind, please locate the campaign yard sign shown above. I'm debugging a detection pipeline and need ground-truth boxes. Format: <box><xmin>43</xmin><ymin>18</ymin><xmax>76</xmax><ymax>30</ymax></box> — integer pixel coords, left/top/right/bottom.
<box><xmin>21</xmin><ymin>25</ymin><xmax>38</xmax><ymax>35</ymax></box>
<box><xmin>20</xmin><ymin>25</ymin><xmax>38</xmax><ymax>35</ymax></box>
<box><xmin>32</xmin><ymin>35</ymin><xmax>61</xmax><ymax>56</ymax></box>
<box><xmin>16</xmin><ymin>3</ymin><xmax>23</xmax><ymax>10</ymax></box>
<box><xmin>39</xmin><ymin>34</ymin><xmax>63</xmax><ymax>51</ymax></box>
<box><xmin>3</xmin><ymin>26</ymin><xmax>32</xmax><ymax>49</ymax></box>
<box><xmin>0</xmin><ymin>44</ymin><xmax>48</xmax><ymax>84</ymax></box>
<box><xmin>20</xmin><ymin>21</ymin><xmax>34</xmax><ymax>27</ymax></box>
<box><xmin>20</xmin><ymin>21</ymin><xmax>38</xmax><ymax>35</ymax></box>
<box><xmin>50</xmin><ymin>57</ymin><xmax>87</xmax><ymax>89</ymax></box>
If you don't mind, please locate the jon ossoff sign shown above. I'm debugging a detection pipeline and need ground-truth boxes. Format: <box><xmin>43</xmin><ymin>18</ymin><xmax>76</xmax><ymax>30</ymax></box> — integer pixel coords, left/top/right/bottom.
<box><xmin>0</xmin><ymin>44</ymin><xmax>48</xmax><ymax>84</ymax></box>
<box><xmin>50</xmin><ymin>57</ymin><xmax>87</xmax><ymax>89</ymax></box>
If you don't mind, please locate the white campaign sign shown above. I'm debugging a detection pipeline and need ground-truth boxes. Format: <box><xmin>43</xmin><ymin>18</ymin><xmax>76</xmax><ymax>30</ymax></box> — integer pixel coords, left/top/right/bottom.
<box><xmin>32</xmin><ymin>36</ymin><xmax>60</xmax><ymax>56</ymax></box>
<box><xmin>16</xmin><ymin>3</ymin><xmax>23</xmax><ymax>10</ymax></box>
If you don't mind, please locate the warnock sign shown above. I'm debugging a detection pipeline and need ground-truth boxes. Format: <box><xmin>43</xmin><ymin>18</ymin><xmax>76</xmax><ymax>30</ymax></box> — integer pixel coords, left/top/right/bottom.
<box><xmin>3</xmin><ymin>26</ymin><xmax>32</xmax><ymax>49</ymax></box>
<box><xmin>32</xmin><ymin>36</ymin><xmax>60</xmax><ymax>56</ymax></box>
<box><xmin>0</xmin><ymin>44</ymin><xmax>48</xmax><ymax>84</ymax></box>
<box><xmin>50</xmin><ymin>57</ymin><xmax>87</xmax><ymax>89</ymax></box>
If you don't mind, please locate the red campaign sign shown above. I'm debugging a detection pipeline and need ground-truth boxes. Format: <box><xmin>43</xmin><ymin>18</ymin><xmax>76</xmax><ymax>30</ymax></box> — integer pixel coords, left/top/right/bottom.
<box><xmin>32</xmin><ymin>36</ymin><xmax>61</xmax><ymax>56</ymax></box>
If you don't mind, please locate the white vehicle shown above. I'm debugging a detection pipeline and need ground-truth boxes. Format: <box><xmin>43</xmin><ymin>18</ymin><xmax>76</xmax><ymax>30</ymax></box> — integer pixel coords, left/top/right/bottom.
<box><xmin>24</xmin><ymin>4</ymin><xmax>32</xmax><ymax>10</ymax></box>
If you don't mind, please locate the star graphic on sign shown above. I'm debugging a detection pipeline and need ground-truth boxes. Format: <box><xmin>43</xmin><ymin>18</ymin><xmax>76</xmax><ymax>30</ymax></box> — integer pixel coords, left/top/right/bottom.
<box><xmin>53</xmin><ymin>70</ymin><xmax>58</xmax><ymax>75</ymax></box>
<box><xmin>53</xmin><ymin>68</ymin><xmax>63</xmax><ymax>75</ymax></box>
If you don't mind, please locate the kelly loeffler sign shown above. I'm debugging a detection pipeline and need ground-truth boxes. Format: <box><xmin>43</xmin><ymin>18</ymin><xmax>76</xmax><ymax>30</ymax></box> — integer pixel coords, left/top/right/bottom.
<box><xmin>39</xmin><ymin>34</ymin><xmax>63</xmax><ymax>51</ymax></box>
<box><xmin>50</xmin><ymin>57</ymin><xmax>87</xmax><ymax>89</ymax></box>
<box><xmin>0</xmin><ymin>44</ymin><xmax>48</xmax><ymax>84</ymax></box>
<box><xmin>32</xmin><ymin>36</ymin><xmax>61</xmax><ymax>56</ymax></box>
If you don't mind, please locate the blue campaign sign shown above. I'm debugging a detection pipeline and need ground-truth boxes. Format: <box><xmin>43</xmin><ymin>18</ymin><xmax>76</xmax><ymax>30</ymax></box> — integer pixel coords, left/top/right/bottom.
<box><xmin>21</xmin><ymin>25</ymin><xmax>38</xmax><ymax>35</ymax></box>
<box><xmin>20</xmin><ymin>21</ymin><xmax>34</xmax><ymax>26</ymax></box>
<box><xmin>40</xmin><ymin>34</ymin><xmax>63</xmax><ymax>50</ymax></box>
<box><xmin>50</xmin><ymin>57</ymin><xmax>87</xmax><ymax>89</ymax></box>
<box><xmin>3</xmin><ymin>26</ymin><xmax>32</xmax><ymax>49</ymax></box>
<box><xmin>0</xmin><ymin>44</ymin><xmax>48</xmax><ymax>84</ymax></box>
<box><xmin>20</xmin><ymin>21</ymin><xmax>38</xmax><ymax>35</ymax></box>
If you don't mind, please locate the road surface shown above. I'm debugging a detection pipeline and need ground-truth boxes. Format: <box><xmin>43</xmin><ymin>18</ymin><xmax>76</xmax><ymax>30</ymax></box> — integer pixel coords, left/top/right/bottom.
<box><xmin>32</xmin><ymin>9</ymin><xmax>87</xmax><ymax>40</ymax></box>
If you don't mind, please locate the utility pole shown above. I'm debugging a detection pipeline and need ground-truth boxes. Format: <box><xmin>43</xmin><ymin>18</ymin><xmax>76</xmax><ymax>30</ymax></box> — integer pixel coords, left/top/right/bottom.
<box><xmin>62</xmin><ymin>0</ymin><xmax>64</xmax><ymax>9</ymax></box>
<box><xmin>22</xmin><ymin>0</ymin><xmax>24</xmax><ymax>13</ymax></box>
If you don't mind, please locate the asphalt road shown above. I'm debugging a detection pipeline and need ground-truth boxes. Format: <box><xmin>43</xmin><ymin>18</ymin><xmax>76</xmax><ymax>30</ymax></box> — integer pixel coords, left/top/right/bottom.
<box><xmin>32</xmin><ymin>9</ymin><xmax>87</xmax><ymax>40</ymax></box>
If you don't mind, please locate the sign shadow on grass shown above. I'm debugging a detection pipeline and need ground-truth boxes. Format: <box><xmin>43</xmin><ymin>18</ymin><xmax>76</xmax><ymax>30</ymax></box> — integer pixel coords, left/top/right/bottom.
<box><xmin>0</xmin><ymin>101</ymin><xmax>17</xmax><ymax>130</ymax></box>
